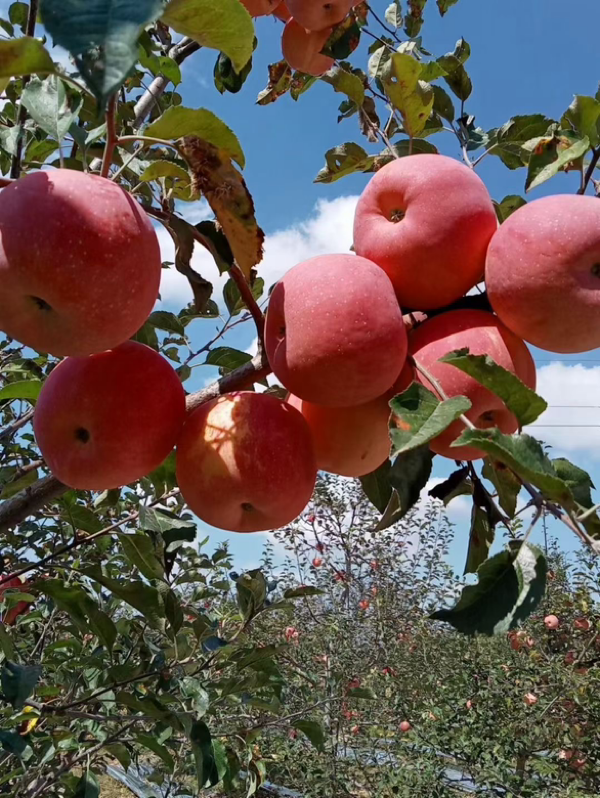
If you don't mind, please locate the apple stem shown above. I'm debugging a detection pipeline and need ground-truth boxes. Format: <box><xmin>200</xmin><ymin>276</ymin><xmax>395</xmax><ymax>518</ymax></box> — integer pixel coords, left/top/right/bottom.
<box><xmin>229</xmin><ymin>263</ymin><xmax>266</xmax><ymax>349</ymax></box>
<box><xmin>100</xmin><ymin>95</ymin><xmax>118</xmax><ymax>179</ymax></box>
<box><xmin>577</xmin><ymin>146</ymin><xmax>600</xmax><ymax>196</ymax></box>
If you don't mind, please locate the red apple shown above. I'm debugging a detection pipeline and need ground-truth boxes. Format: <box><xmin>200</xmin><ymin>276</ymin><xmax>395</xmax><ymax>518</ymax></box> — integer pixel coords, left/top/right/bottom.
<box><xmin>287</xmin><ymin>0</ymin><xmax>353</xmax><ymax>30</ymax></box>
<box><xmin>396</xmin><ymin>310</ymin><xmax>535</xmax><ymax>460</ymax></box>
<box><xmin>400</xmin><ymin>720</ymin><xmax>412</xmax><ymax>732</ymax></box>
<box><xmin>273</xmin><ymin>1</ymin><xmax>292</xmax><ymax>20</ymax></box>
<box><xmin>176</xmin><ymin>392</ymin><xmax>317</xmax><ymax>532</ymax></box>
<box><xmin>486</xmin><ymin>195</ymin><xmax>600</xmax><ymax>353</ymax></box>
<box><xmin>544</xmin><ymin>614</ymin><xmax>559</xmax><ymax>630</ymax></box>
<box><xmin>353</xmin><ymin>154</ymin><xmax>497</xmax><ymax>310</ymax></box>
<box><xmin>33</xmin><ymin>341</ymin><xmax>186</xmax><ymax>490</ymax></box>
<box><xmin>0</xmin><ymin>576</ymin><xmax>30</xmax><ymax>626</ymax></box>
<box><xmin>266</xmin><ymin>254</ymin><xmax>407</xmax><ymax>406</ymax></box>
<box><xmin>242</xmin><ymin>0</ymin><xmax>283</xmax><ymax>14</ymax></box>
<box><xmin>0</xmin><ymin>170</ymin><xmax>161</xmax><ymax>357</ymax></box>
<box><xmin>281</xmin><ymin>19</ymin><xmax>334</xmax><ymax>76</ymax></box>
<box><xmin>286</xmin><ymin>393</ymin><xmax>391</xmax><ymax>477</ymax></box>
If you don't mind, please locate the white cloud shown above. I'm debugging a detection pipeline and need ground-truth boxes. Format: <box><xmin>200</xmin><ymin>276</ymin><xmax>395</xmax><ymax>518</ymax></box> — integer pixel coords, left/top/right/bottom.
<box><xmin>158</xmin><ymin>195</ymin><xmax>359</xmax><ymax>309</ymax></box>
<box><xmin>527</xmin><ymin>362</ymin><xmax>600</xmax><ymax>460</ymax></box>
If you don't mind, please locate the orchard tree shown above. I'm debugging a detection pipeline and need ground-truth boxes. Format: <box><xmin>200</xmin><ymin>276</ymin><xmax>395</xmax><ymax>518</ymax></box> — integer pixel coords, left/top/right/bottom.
<box><xmin>0</xmin><ymin>0</ymin><xmax>598</xmax><ymax>795</ymax></box>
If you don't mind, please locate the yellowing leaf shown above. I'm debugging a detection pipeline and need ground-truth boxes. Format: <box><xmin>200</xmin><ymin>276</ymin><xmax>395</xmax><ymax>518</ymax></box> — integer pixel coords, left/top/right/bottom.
<box><xmin>381</xmin><ymin>52</ymin><xmax>433</xmax><ymax>138</ymax></box>
<box><xmin>180</xmin><ymin>136</ymin><xmax>264</xmax><ymax>281</ymax></box>
<box><xmin>0</xmin><ymin>36</ymin><xmax>55</xmax><ymax>77</ymax></box>
<box><xmin>162</xmin><ymin>0</ymin><xmax>254</xmax><ymax>73</ymax></box>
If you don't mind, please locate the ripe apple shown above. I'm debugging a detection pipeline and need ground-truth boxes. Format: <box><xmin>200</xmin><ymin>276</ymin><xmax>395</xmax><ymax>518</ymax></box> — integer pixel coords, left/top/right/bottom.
<box><xmin>286</xmin><ymin>392</ymin><xmax>391</xmax><ymax>477</ymax></box>
<box><xmin>287</xmin><ymin>0</ymin><xmax>353</xmax><ymax>30</ymax></box>
<box><xmin>273</xmin><ymin>1</ymin><xmax>291</xmax><ymax>20</ymax></box>
<box><xmin>574</xmin><ymin>618</ymin><xmax>591</xmax><ymax>631</ymax></box>
<box><xmin>312</xmin><ymin>557</ymin><xmax>323</xmax><ymax>567</ymax></box>
<box><xmin>0</xmin><ymin>575</ymin><xmax>30</xmax><ymax>626</ymax></box>
<box><xmin>0</xmin><ymin>169</ymin><xmax>161</xmax><ymax>357</ymax></box>
<box><xmin>396</xmin><ymin>310</ymin><xmax>535</xmax><ymax>460</ymax></box>
<box><xmin>523</xmin><ymin>692</ymin><xmax>538</xmax><ymax>706</ymax></box>
<box><xmin>266</xmin><ymin>254</ymin><xmax>407</xmax><ymax>406</ymax></box>
<box><xmin>176</xmin><ymin>392</ymin><xmax>317</xmax><ymax>532</ymax></box>
<box><xmin>241</xmin><ymin>0</ymin><xmax>283</xmax><ymax>14</ymax></box>
<box><xmin>281</xmin><ymin>19</ymin><xmax>334</xmax><ymax>76</ymax></box>
<box><xmin>353</xmin><ymin>154</ymin><xmax>497</xmax><ymax>310</ymax></box>
<box><xmin>544</xmin><ymin>614</ymin><xmax>559</xmax><ymax>630</ymax></box>
<box><xmin>33</xmin><ymin>341</ymin><xmax>186</xmax><ymax>490</ymax></box>
<box><xmin>399</xmin><ymin>720</ymin><xmax>411</xmax><ymax>732</ymax></box>
<box><xmin>486</xmin><ymin>194</ymin><xmax>600</xmax><ymax>353</ymax></box>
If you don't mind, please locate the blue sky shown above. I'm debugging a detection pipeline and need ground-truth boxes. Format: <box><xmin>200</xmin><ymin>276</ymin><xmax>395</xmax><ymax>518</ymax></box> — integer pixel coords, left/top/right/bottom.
<box><xmin>153</xmin><ymin>0</ymin><xmax>600</xmax><ymax>574</ymax></box>
<box><xmin>10</xmin><ymin>0</ymin><xmax>599</xmax><ymax>574</ymax></box>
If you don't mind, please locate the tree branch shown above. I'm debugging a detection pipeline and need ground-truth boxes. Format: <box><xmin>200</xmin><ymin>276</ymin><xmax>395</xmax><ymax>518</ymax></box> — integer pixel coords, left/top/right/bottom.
<box><xmin>0</xmin><ymin>354</ymin><xmax>271</xmax><ymax>536</ymax></box>
<box><xmin>227</xmin><ymin>263</ymin><xmax>265</xmax><ymax>348</ymax></box>
<box><xmin>133</xmin><ymin>37</ymin><xmax>200</xmax><ymax>128</ymax></box>
<box><xmin>100</xmin><ymin>94</ymin><xmax>118</xmax><ymax>179</ymax></box>
<box><xmin>9</xmin><ymin>0</ymin><xmax>38</xmax><ymax>179</ymax></box>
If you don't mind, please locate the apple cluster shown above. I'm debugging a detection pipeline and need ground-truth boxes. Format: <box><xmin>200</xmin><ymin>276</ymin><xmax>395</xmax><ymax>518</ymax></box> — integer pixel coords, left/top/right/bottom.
<box><xmin>2</xmin><ymin>153</ymin><xmax>600</xmax><ymax>535</ymax></box>
<box><xmin>241</xmin><ymin>0</ymin><xmax>356</xmax><ymax>77</ymax></box>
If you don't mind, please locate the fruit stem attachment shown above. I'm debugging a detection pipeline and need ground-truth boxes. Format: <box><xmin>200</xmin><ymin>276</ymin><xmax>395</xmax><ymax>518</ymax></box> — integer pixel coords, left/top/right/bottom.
<box><xmin>100</xmin><ymin>94</ymin><xmax>118</xmax><ymax>179</ymax></box>
<box><xmin>577</xmin><ymin>146</ymin><xmax>600</xmax><ymax>196</ymax></box>
<box><xmin>410</xmin><ymin>356</ymin><xmax>476</xmax><ymax>430</ymax></box>
<box><xmin>229</xmin><ymin>263</ymin><xmax>266</xmax><ymax>349</ymax></box>
<box><xmin>9</xmin><ymin>0</ymin><xmax>39</xmax><ymax>180</ymax></box>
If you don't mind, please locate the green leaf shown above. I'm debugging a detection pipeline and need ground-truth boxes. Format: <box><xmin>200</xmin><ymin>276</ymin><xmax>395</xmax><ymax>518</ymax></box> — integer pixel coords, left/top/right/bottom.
<box><xmin>314</xmin><ymin>142</ymin><xmax>375</xmax><ymax>184</ymax></box>
<box><xmin>40</xmin><ymin>0</ymin><xmax>164</xmax><ymax>103</ymax></box>
<box><xmin>0</xmin><ymin>467</ymin><xmax>39</xmax><ymax>499</ymax></box>
<box><xmin>428</xmin><ymin>466</ymin><xmax>471</xmax><ymax>505</ymax></box>
<box><xmin>403</xmin><ymin>0</ymin><xmax>426</xmax><ymax>36</ymax></box>
<box><xmin>1</xmin><ymin>660</ymin><xmax>41</xmax><ymax>709</ymax></box>
<box><xmin>360</xmin><ymin>459</ymin><xmax>393</xmax><ymax>514</ymax></box>
<box><xmin>139</xmin><ymin>161</ymin><xmax>192</xmax><ymax>192</ymax></box>
<box><xmin>105</xmin><ymin>743</ymin><xmax>131</xmax><ymax>772</ymax></box>
<box><xmin>494</xmin><ymin>194</ymin><xmax>526</xmax><ymax>223</ymax></box>
<box><xmin>39</xmin><ymin>579</ymin><xmax>117</xmax><ymax>651</ymax></box>
<box><xmin>437</xmin><ymin>0</ymin><xmax>459</xmax><ymax>15</ymax></box>
<box><xmin>0</xmin><ymin>729</ymin><xmax>32</xmax><ymax>761</ymax></box>
<box><xmin>74</xmin><ymin>771</ymin><xmax>100</xmax><ymax>798</ymax></box>
<box><xmin>190</xmin><ymin>720</ymin><xmax>220</xmax><ymax>788</ymax></box>
<box><xmin>432</xmin><ymin>84</ymin><xmax>454</xmax><ymax>122</ymax></box>
<box><xmin>0</xmin><ymin>380</ymin><xmax>41</xmax><ymax>402</ymax></box>
<box><xmin>236</xmin><ymin>569</ymin><xmax>267</xmax><ymax>621</ymax></box>
<box><xmin>0</xmin><ymin>36</ymin><xmax>55</xmax><ymax>78</ymax></box>
<box><xmin>118</xmin><ymin>532</ymin><xmax>165</xmax><ymax>581</ymax></box>
<box><xmin>488</xmin><ymin>114</ymin><xmax>555</xmax><ymax>169</ymax></box>
<box><xmin>389</xmin><ymin>383</ymin><xmax>471</xmax><ymax>455</ymax></box>
<box><xmin>431</xmin><ymin>541</ymin><xmax>547</xmax><ymax>635</ymax></box>
<box><xmin>525</xmin><ymin>132</ymin><xmax>590</xmax><ymax>191</ymax></box>
<box><xmin>465</xmin><ymin>505</ymin><xmax>495</xmax><ymax>575</ymax></box>
<box><xmin>320</xmin><ymin>65</ymin><xmax>364</xmax><ymax>107</ymax></box>
<box><xmin>385</xmin><ymin>0</ymin><xmax>403</xmax><ymax>27</ymax></box>
<box><xmin>136</xmin><ymin>733</ymin><xmax>175</xmax><ymax>770</ymax></box>
<box><xmin>381</xmin><ymin>52</ymin><xmax>434</xmax><ymax>138</ymax></box>
<box><xmin>0</xmin><ymin>623</ymin><xmax>15</xmax><ymax>661</ymax></box>
<box><xmin>9</xmin><ymin>3</ymin><xmax>28</xmax><ymax>29</ymax></box>
<box><xmin>347</xmin><ymin>686</ymin><xmax>377</xmax><ymax>699</ymax></box>
<box><xmin>293</xmin><ymin>719</ymin><xmax>325</xmax><ymax>752</ymax></box>
<box><xmin>437</xmin><ymin>54</ymin><xmax>471</xmax><ymax>101</ymax></box>
<box><xmin>439</xmin><ymin>351</ymin><xmax>547</xmax><ymax>426</ymax></box>
<box><xmin>222</xmin><ymin>276</ymin><xmax>264</xmax><ymax>316</ymax></box>
<box><xmin>84</xmin><ymin>565</ymin><xmax>165</xmax><ymax>630</ymax></box>
<box><xmin>21</xmin><ymin>75</ymin><xmax>83</xmax><ymax>142</ymax></box>
<box><xmin>61</xmin><ymin>502</ymin><xmax>103</xmax><ymax>535</ymax></box>
<box><xmin>205</xmin><ymin>347</ymin><xmax>252</xmax><ymax>374</ymax></box>
<box><xmin>147</xmin><ymin>309</ymin><xmax>186</xmax><ymax>336</ymax></box>
<box><xmin>376</xmin><ymin>446</ymin><xmax>434</xmax><ymax>531</ymax></box>
<box><xmin>563</xmin><ymin>94</ymin><xmax>600</xmax><ymax>148</ymax></box>
<box><xmin>164</xmin><ymin>588</ymin><xmax>184</xmax><ymax>633</ymax></box>
<box><xmin>162</xmin><ymin>0</ymin><xmax>254</xmax><ymax>73</ymax></box>
<box><xmin>481</xmin><ymin>459</ymin><xmax>521</xmax><ymax>518</ymax></box>
<box><xmin>419</xmin><ymin>60</ymin><xmax>447</xmax><ymax>82</ymax></box>
<box><xmin>146</xmin><ymin>106</ymin><xmax>245</xmax><ymax>168</ymax></box>
<box><xmin>139</xmin><ymin>506</ymin><xmax>196</xmax><ymax>537</ymax></box>
<box><xmin>452</xmin><ymin>429</ymin><xmax>572</xmax><ymax>505</ymax></box>
<box><xmin>553</xmin><ymin>457</ymin><xmax>600</xmax><ymax>539</ymax></box>
<box><xmin>284</xmin><ymin>586</ymin><xmax>325</xmax><ymax>599</ymax></box>
<box><xmin>214</xmin><ymin>48</ymin><xmax>253</xmax><ymax>95</ymax></box>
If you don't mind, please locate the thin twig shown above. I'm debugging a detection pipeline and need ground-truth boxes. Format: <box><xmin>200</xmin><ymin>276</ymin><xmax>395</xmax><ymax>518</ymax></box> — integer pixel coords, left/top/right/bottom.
<box><xmin>100</xmin><ymin>94</ymin><xmax>118</xmax><ymax>179</ymax></box>
<box><xmin>229</xmin><ymin>263</ymin><xmax>265</xmax><ymax>346</ymax></box>
<box><xmin>9</xmin><ymin>0</ymin><xmax>38</xmax><ymax>179</ymax></box>
<box><xmin>411</xmin><ymin>356</ymin><xmax>476</xmax><ymax>430</ymax></box>
<box><xmin>577</xmin><ymin>147</ymin><xmax>600</xmax><ymax>195</ymax></box>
